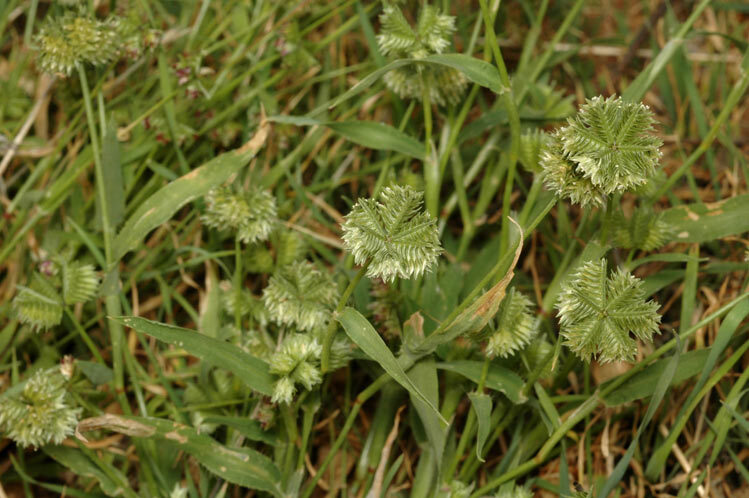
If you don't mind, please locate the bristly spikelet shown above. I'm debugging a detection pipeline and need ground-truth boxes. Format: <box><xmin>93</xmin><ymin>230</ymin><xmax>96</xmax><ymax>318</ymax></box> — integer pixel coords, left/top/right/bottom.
<box><xmin>34</xmin><ymin>12</ymin><xmax>121</xmax><ymax>76</ymax></box>
<box><xmin>495</xmin><ymin>484</ymin><xmax>533</xmax><ymax>498</ymax></box>
<box><xmin>0</xmin><ymin>370</ymin><xmax>81</xmax><ymax>448</ymax></box>
<box><xmin>540</xmin><ymin>131</ymin><xmax>606</xmax><ymax>207</ymax></box>
<box><xmin>560</xmin><ymin>96</ymin><xmax>662</xmax><ymax>194</ymax></box>
<box><xmin>219</xmin><ymin>281</ymin><xmax>268</xmax><ymax>326</ymax></box>
<box><xmin>268</xmin><ymin>334</ymin><xmax>323</xmax><ymax>404</ymax></box>
<box><xmin>540</xmin><ymin>95</ymin><xmax>662</xmax><ymax>205</ymax></box>
<box><xmin>614</xmin><ymin>207</ymin><xmax>671</xmax><ymax>251</ymax></box>
<box><xmin>61</xmin><ymin>261</ymin><xmax>98</xmax><ymax>304</ymax></box>
<box><xmin>518</xmin><ymin>129</ymin><xmax>550</xmax><ymax>173</ymax></box>
<box><xmin>341</xmin><ymin>185</ymin><xmax>442</xmax><ymax>282</ymax></box>
<box><xmin>202</xmin><ymin>186</ymin><xmax>277</xmax><ymax>244</ymax></box>
<box><xmin>13</xmin><ymin>273</ymin><xmax>64</xmax><ymax>331</ymax></box>
<box><xmin>484</xmin><ymin>288</ymin><xmax>536</xmax><ymax>358</ymax></box>
<box><xmin>377</xmin><ymin>5</ymin><xmax>467</xmax><ymax>105</ymax></box>
<box><xmin>557</xmin><ymin>258</ymin><xmax>661</xmax><ymax>363</ymax></box>
<box><xmin>262</xmin><ymin>261</ymin><xmax>339</xmax><ymax>331</ymax></box>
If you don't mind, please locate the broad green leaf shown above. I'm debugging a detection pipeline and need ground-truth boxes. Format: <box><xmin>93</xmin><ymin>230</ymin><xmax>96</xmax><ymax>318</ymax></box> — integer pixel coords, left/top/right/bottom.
<box><xmin>601</xmin><ymin>349</ymin><xmax>709</xmax><ymax>406</ymax></box>
<box><xmin>424</xmin><ymin>54</ymin><xmax>503</xmax><ymax>93</ymax></box>
<box><xmin>202</xmin><ymin>415</ymin><xmax>279</xmax><ymax>445</ymax></box>
<box><xmin>77</xmin><ymin>414</ymin><xmax>282</xmax><ymax>496</ymax></box>
<box><xmin>44</xmin><ymin>445</ymin><xmax>136</xmax><ymax>498</ymax></box>
<box><xmin>112</xmin><ymin>123</ymin><xmax>269</xmax><ymax>263</ymax></box>
<box><xmin>407</xmin><ymin>361</ymin><xmax>446</xmax><ymax>472</ymax></box>
<box><xmin>112</xmin><ymin>316</ymin><xmax>274</xmax><ymax>396</ymax></box>
<box><xmin>269</xmin><ymin>116</ymin><xmax>425</xmax><ymax>159</ymax></box>
<box><xmin>663</xmin><ymin>193</ymin><xmax>749</xmax><ymax>243</ymax></box>
<box><xmin>337</xmin><ymin>307</ymin><xmax>447</xmax><ymax>424</ymax></box>
<box><xmin>467</xmin><ymin>392</ymin><xmax>492</xmax><ymax>462</ymax></box>
<box><xmin>435</xmin><ymin>361</ymin><xmax>526</xmax><ymax>404</ymax></box>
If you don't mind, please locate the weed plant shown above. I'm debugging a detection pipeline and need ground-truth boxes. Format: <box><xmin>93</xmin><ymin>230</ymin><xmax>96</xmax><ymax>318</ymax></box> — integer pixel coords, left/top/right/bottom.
<box><xmin>0</xmin><ymin>0</ymin><xmax>748</xmax><ymax>497</ymax></box>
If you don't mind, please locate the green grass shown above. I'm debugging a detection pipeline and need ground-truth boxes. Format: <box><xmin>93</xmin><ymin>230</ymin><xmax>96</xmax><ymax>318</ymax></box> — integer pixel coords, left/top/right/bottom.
<box><xmin>1</xmin><ymin>0</ymin><xmax>748</xmax><ymax>497</ymax></box>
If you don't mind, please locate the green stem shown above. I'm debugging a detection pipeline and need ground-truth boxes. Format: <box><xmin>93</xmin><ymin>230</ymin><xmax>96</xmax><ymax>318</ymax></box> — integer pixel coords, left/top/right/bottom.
<box><xmin>301</xmin><ymin>373</ymin><xmax>390</xmax><ymax>498</ymax></box>
<box><xmin>321</xmin><ymin>261</ymin><xmax>371</xmax><ymax>373</ymax></box>
<box><xmin>77</xmin><ymin>64</ymin><xmax>125</xmax><ymax>397</ymax></box>
<box><xmin>234</xmin><ymin>236</ymin><xmax>242</xmax><ymax>330</ymax></box>
<box><xmin>478</xmin><ymin>0</ymin><xmax>521</xmax><ymax>260</ymax></box>
<box><xmin>421</xmin><ymin>75</ymin><xmax>439</xmax><ymax>218</ymax></box>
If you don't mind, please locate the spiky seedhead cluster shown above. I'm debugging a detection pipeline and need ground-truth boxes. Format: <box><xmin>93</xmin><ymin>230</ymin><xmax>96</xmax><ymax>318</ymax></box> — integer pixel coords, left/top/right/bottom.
<box><xmin>262</xmin><ymin>261</ymin><xmax>339</xmax><ymax>332</ymax></box>
<box><xmin>14</xmin><ymin>273</ymin><xmax>63</xmax><ymax>331</ymax></box>
<box><xmin>268</xmin><ymin>334</ymin><xmax>322</xmax><ymax>404</ymax></box>
<box><xmin>35</xmin><ymin>12</ymin><xmax>121</xmax><ymax>76</ymax></box>
<box><xmin>61</xmin><ymin>261</ymin><xmax>98</xmax><ymax>304</ymax></box>
<box><xmin>202</xmin><ymin>186</ymin><xmax>277</xmax><ymax>244</ymax></box>
<box><xmin>13</xmin><ymin>260</ymin><xmax>98</xmax><ymax>331</ymax></box>
<box><xmin>0</xmin><ymin>370</ymin><xmax>81</xmax><ymax>448</ymax></box>
<box><xmin>484</xmin><ymin>289</ymin><xmax>537</xmax><ymax>358</ymax></box>
<box><xmin>219</xmin><ymin>281</ymin><xmax>268</xmax><ymax>326</ymax></box>
<box><xmin>377</xmin><ymin>5</ymin><xmax>467</xmax><ymax>105</ymax></box>
<box><xmin>557</xmin><ymin>258</ymin><xmax>661</xmax><ymax>363</ymax></box>
<box><xmin>541</xmin><ymin>96</ymin><xmax>662</xmax><ymax>206</ymax></box>
<box><xmin>614</xmin><ymin>207</ymin><xmax>671</xmax><ymax>251</ymax></box>
<box><xmin>342</xmin><ymin>185</ymin><xmax>442</xmax><ymax>282</ymax></box>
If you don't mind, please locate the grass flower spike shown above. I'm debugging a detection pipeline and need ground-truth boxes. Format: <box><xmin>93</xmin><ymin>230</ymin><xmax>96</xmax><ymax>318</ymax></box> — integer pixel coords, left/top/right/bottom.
<box><xmin>342</xmin><ymin>185</ymin><xmax>441</xmax><ymax>282</ymax></box>
<box><xmin>377</xmin><ymin>4</ymin><xmax>467</xmax><ymax>105</ymax></box>
<box><xmin>13</xmin><ymin>273</ymin><xmax>64</xmax><ymax>331</ymax></box>
<box><xmin>557</xmin><ymin>258</ymin><xmax>661</xmax><ymax>363</ymax></box>
<box><xmin>484</xmin><ymin>288</ymin><xmax>536</xmax><ymax>358</ymax></box>
<box><xmin>35</xmin><ymin>12</ymin><xmax>121</xmax><ymax>76</ymax></box>
<box><xmin>268</xmin><ymin>334</ymin><xmax>323</xmax><ymax>404</ymax></box>
<box><xmin>541</xmin><ymin>95</ymin><xmax>662</xmax><ymax>205</ymax></box>
<box><xmin>0</xmin><ymin>370</ymin><xmax>81</xmax><ymax>448</ymax></box>
<box><xmin>202</xmin><ymin>186</ymin><xmax>277</xmax><ymax>244</ymax></box>
<box><xmin>61</xmin><ymin>260</ymin><xmax>98</xmax><ymax>304</ymax></box>
<box><xmin>614</xmin><ymin>207</ymin><xmax>671</xmax><ymax>251</ymax></box>
<box><xmin>262</xmin><ymin>260</ymin><xmax>339</xmax><ymax>331</ymax></box>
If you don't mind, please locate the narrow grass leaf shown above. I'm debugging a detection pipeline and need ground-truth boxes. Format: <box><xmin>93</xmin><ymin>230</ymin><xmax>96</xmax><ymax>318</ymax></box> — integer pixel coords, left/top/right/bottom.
<box><xmin>77</xmin><ymin>414</ymin><xmax>282</xmax><ymax>496</ymax></box>
<box><xmin>601</xmin><ymin>349</ymin><xmax>709</xmax><ymax>406</ymax></box>
<box><xmin>407</xmin><ymin>361</ymin><xmax>446</xmax><ymax>474</ymax></box>
<box><xmin>100</xmin><ymin>121</ymin><xmax>125</xmax><ymax>228</ymax></box>
<box><xmin>436</xmin><ymin>361</ymin><xmax>526</xmax><ymax>404</ymax></box>
<box><xmin>201</xmin><ymin>415</ymin><xmax>279</xmax><ymax>446</ymax></box>
<box><xmin>44</xmin><ymin>446</ymin><xmax>136</xmax><ymax>498</ymax></box>
<box><xmin>663</xmin><ymin>193</ymin><xmax>749</xmax><ymax>243</ymax></box>
<box><xmin>337</xmin><ymin>307</ymin><xmax>447</xmax><ymax>424</ymax></box>
<box><xmin>112</xmin><ymin>316</ymin><xmax>274</xmax><ymax>396</ymax></box>
<box><xmin>467</xmin><ymin>392</ymin><xmax>492</xmax><ymax>462</ymax></box>
<box><xmin>269</xmin><ymin>116</ymin><xmax>425</xmax><ymax>159</ymax></box>
<box><xmin>597</xmin><ymin>336</ymin><xmax>681</xmax><ymax>498</ymax></box>
<box><xmin>112</xmin><ymin>122</ymin><xmax>269</xmax><ymax>263</ymax></box>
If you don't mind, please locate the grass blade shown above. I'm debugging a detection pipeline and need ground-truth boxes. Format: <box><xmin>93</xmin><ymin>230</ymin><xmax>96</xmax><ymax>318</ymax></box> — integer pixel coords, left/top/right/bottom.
<box><xmin>112</xmin><ymin>316</ymin><xmax>274</xmax><ymax>397</ymax></box>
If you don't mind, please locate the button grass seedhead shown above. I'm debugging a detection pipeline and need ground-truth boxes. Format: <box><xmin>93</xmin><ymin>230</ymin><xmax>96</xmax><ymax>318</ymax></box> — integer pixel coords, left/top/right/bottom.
<box><xmin>341</xmin><ymin>185</ymin><xmax>442</xmax><ymax>283</ymax></box>
<box><xmin>614</xmin><ymin>206</ymin><xmax>671</xmax><ymax>251</ymax></box>
<box><xmin>34</xmin><ymin>12</ymin><xmax>121</xmax><ymax>76</ymax></box>
<box><xmin>61</xmin><ymin>260</ymin><xmax>99</xmax><ymax>304</ymax></box>
<box><xmin>202</xmin><ymin>186</ymin><xmax>278</xmax><ymax>244</ymax></box>
<box><xmin>541</xmin><ymin>95</ymin><xmax>663</xmax><ymax>205</ymax></box>
<box><xmin>262</xmin><ymin>260</ymin><xmax>340</xmax><ymax>332</ymax></box>
<box><xmin>0</xmin><ymin>370</ymin><xmax>81</xmax><ymax>449</ymax></box>
<box><xmin>13</xmin><ymin>273</ymin><xmax>64</xmax><ymax>331</ymax></box>
<box><xmin>557</xmin><ymin>258</ymin><xmax>661</xmax><ymax>363</ymax></box>
<box><xmin>269</xmin><ymin>334</ymin><xmax>323</xmax><ymax>404</ymax></box>
<box><xmin>377</xmin><ymin>5</ymin><xmax>467</xmax><ymax>105</ymax></box>
<box><xmin>484</xmin><ymin>288</ymin><xmax>537</xmax><ymax>359</ymax></box>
